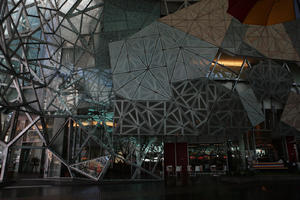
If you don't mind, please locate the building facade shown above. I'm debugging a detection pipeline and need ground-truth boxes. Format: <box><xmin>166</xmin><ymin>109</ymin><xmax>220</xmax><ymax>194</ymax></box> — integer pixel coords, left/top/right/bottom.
<box><xmin>0</xmin><ymin>0</ymin><xmax>300</xmax><ymax>182</ymax></box>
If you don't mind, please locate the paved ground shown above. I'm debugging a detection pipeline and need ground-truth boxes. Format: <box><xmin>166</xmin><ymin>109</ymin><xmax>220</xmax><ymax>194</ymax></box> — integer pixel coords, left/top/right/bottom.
<box><xmin>1</xmin><ymin>179</ymin><xmax>300</xmax><ymax>200</ymax></box>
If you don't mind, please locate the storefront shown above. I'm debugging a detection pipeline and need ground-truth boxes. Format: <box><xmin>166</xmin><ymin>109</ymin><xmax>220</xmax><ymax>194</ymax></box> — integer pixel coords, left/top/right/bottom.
<box><xmin>188</xmin><ymin>143</ymin><xmax>227</xmax><ymax>172</ymax></box>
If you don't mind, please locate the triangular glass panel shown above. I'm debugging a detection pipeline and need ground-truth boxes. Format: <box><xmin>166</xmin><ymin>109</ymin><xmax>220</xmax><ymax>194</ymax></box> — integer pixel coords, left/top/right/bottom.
<box><xmin>70</xmin><ymin>156</ymin><xmax>111</xmax><ymax>180</ymax></box>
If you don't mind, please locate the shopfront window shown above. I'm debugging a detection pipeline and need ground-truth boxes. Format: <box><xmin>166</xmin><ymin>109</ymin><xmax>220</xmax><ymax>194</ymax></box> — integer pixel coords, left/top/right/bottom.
<box><xmin>188</xmin><ymin>143</ymin><xmax>227</xmax><ymax>172</ymax></box>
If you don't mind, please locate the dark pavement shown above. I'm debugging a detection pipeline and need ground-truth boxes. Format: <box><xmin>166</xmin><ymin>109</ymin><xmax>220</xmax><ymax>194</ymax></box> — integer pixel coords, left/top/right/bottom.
<box><xmin>0</xmin><ymin>180</ymin><xmax>300</xmax><ymax>200</ymax></box>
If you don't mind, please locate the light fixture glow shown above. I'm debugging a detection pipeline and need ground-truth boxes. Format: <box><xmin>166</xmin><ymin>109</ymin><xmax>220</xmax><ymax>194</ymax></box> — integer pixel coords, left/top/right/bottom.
<box><xmin>216</xmin><ymin>60</ymin><xmax>248</xmax><ymax>67</ymax></box>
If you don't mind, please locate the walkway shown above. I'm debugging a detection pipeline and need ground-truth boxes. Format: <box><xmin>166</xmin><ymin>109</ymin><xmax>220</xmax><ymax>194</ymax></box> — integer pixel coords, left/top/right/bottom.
<box><xmin>1</xmin><ymin>178</ymin><xmax>300</xmax><ymax>200</ymax></box>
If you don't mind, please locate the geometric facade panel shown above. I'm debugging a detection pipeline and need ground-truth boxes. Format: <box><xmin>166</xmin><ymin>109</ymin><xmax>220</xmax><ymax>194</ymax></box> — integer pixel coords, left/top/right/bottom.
<box><xmin>0</xmin><ymin>0</ymin><xmax>300</xmax><ymax>184</ymax></box>
<box><xmin>109</xmin><ymin>22</ymin><xmax>219</xmax><ymax>100</ymax></box>
<box><xmin>284</xmin><ymin>20</ymin><xmax>300</xmax><ymax>61</ymax></box>
<box><xmin>237</xmin><ymin>88</ymin><xmax>265</xmax><ymax>127</ymax></box>
<box><xmin>207</xmin><ymin>88</ymin><xmax>252</xmax><ymax>137</ymax></box>
<box><xmin>113</xmin><ymin>78</ymin><xmax>251</xmax><ymax>136</ymax></box>
<box><xmin>244</xmin><ymin>24</ymin><xmax>300</xmax><ymax>61</ymax></box>
<box><xmin>281</xmin><ymin>92</ymin><xmax>300</xmax><ymax>132</ymax></box>
<box><xmin>160</xmin><ymin>0</ymin><xmax>300</xmax><ymax>61</ymax></box>
<box><xmin>103</xmin><ymin>0</ymin><xmax>160</xmax><ymax>33</ymax></box>
<box><xmin>98</xmin><ymin>0</ymin><xmax>161</xmax><ymax>68</ymax></box>
<box><xmin>247</xmin><ymin>61</ymin><xmax>294</xmax><ymax>104</ymax></box>
<box><xmin>221</xmin><ymin>18</ymin><xmax>264</xmax><ymax>58</ymax></box>
<box><xmin>159</xmin><ymin>0</ymin><xmax>232</xmax><ymax>47</ymax></box>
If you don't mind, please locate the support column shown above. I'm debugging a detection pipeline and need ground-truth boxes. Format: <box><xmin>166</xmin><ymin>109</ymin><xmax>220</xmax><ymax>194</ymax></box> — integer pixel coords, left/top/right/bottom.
<box><xmin>252</xmin><ymin>128</ymin><xmax>257</xmax><ymax>161</ymax></box>
<box><xmin>0</xmin><ymin>146</ymin><xmax>8</xmax><ymax>182</ymax></box>
<box><xmin>239</xmin><ymin>135</ymin><xmax>246</xmax><ymax>170</ymax></box>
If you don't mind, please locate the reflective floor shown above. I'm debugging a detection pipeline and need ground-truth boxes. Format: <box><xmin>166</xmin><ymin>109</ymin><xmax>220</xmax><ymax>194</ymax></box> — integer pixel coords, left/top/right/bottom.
<box><xmin>1</xmin><ymin>181</ymin><xmax>300</xmax><ymax>200</ymax></box>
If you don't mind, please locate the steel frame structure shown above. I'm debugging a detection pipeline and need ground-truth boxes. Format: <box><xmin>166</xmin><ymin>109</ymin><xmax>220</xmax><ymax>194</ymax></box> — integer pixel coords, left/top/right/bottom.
<box><xmin>0</xmin><ymin>0</ymin><xmax>299</xmax><ymax>183</ymax></box>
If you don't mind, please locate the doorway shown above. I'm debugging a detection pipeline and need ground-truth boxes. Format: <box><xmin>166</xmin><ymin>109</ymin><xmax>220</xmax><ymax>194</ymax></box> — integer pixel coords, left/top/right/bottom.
<box><xmin>7</xmin><ymin>145</ymin><xmax>45</xmax><ymax>179</ymax></box>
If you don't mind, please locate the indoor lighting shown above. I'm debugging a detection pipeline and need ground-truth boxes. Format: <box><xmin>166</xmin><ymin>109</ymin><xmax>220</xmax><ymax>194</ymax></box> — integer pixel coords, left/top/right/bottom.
<box><xmin>72</xmin><ymin>121</ymin><xmax>115</xmax><ymax>127</ymax></box>
<box><xmin>216</xmin><ymin>60</ymin><xmax>248</xmax><ymax>67</ymax></box>
<box><xmin>105</xmin><ymin>121</ymin><xmax>114</xmax><ymax>127</ymax></box>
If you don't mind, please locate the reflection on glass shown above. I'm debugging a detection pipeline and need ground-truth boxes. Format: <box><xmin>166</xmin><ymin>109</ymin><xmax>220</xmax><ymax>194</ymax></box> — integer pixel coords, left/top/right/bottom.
<box><xmin>71</xmin><ymin>156</ymin><xmax>110</xmax><ymax>178</ymax></box>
